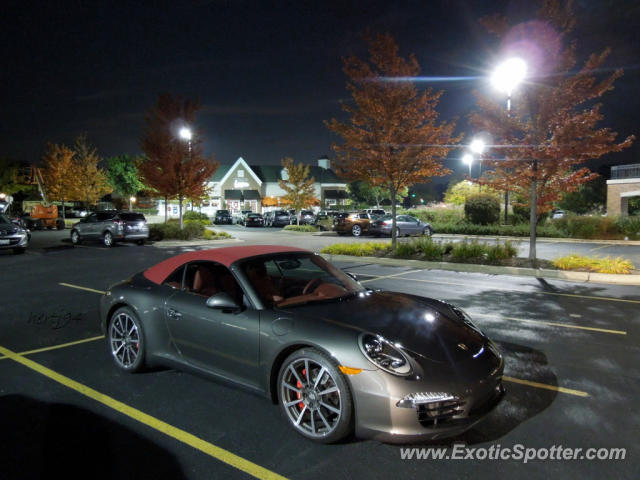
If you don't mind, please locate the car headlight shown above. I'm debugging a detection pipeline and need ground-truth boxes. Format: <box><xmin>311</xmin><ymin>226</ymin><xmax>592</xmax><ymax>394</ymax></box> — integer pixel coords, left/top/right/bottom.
<box><xmin>359</xmin><ymin>334</ymin><xmax>412</xmax><ymax>376</ymax></box>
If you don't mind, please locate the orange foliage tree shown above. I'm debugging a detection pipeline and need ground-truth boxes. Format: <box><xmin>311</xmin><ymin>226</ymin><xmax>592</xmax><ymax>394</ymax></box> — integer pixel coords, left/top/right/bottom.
<box><xmin>326</xmin><ymin>33</ymin><xmax>460</xmax><ymax>246</ymax></box>
<box><xmin>139</xmin><ymin>94</ymin><xmax>218</xmax><ymax>228</ymax></box>
<box><xmin>471</xmin><ymin>0</ymin><xmax>634</xmax><ymax>263</ymax></box>
<box><xmin>40</xmin><ymin>143</ymin><xmax>78</xmax><ymax>218</ymax></box>
<box><xmin>278</xmin><ymin>157</ymin><xmax>317</xmax><ymax>224</ymax></box>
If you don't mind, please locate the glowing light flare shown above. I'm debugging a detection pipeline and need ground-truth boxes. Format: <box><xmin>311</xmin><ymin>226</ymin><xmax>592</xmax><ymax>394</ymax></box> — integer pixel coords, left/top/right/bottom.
<box><xmin>470</xmin><ymin>138</ymin><xmax>486</xmax><ymax>155</ymax></box>
<box><xmin>490</xmin><ymin>57</ymin><xmax>527</xmax><ymax>94</ymax></box>
<box><xmin>462</xmin><ymin>153</ymin><xmax>473</xmax><ymax>166</ymax></box>
<box><xmin>179</xmin><ymin>127</ymin><xmax>192</xmax><ymax>141</ymax></box>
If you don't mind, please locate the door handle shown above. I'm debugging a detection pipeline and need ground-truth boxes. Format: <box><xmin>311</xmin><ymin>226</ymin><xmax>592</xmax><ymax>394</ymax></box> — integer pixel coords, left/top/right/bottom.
<box><xmin>167</xmin><ymin>308</ymin><xmax>182</xmax><ymax>319</ymax></box>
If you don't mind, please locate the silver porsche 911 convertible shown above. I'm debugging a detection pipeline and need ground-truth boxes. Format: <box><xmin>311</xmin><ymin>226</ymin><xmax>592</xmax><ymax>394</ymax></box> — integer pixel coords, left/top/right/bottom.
<box><xmin>100</xmin><ymin>245</ymin><xmax>504</xmax><ymax>443</ymax></box>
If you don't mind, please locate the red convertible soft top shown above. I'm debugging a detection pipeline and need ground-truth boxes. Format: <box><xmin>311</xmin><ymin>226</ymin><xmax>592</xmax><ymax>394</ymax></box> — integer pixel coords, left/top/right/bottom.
<box><xmin>143</xmin><ymin>245</ymin><xmax>309</xmax><ymax>284</ymax></box>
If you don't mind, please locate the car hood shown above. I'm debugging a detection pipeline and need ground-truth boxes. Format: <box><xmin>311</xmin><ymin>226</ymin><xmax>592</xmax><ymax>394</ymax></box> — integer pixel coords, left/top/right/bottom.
<box><xmin>278</xmin><ymin>291</ymin><xmax>488</xmax><ymax>364</ymax></box>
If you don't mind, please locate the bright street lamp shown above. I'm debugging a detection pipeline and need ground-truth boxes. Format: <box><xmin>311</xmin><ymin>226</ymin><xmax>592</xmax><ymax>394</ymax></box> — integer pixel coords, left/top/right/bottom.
<box><xmin>179</xmin><ymin>127</ymin><xmax>192</xmax><ymax>141</ymax></box>
<box><xmin>129</xmin><ymin>196</ymin><xmax>136</xmax><ymax>211</ymax></box>
<box><xmin>491</xmin><ymin>57</ymin><xmax>527</xmax><ymax>110</ymax></box>
<box><xmin>470</xmin><ymin>138</ymin><xmax>486</xmax><ymax>155</ymax></box>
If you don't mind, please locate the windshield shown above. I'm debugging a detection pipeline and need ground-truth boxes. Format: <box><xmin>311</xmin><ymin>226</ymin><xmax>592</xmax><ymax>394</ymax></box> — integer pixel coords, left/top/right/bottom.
<box><xmin>240</xmin><ymin>253</ymin><xmax>365</xmax><ymax>308</ymax></box>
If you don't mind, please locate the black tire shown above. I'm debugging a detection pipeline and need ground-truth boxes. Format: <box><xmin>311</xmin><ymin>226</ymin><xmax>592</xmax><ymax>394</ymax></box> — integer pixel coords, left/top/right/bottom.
<box><xmin>70</xmin><ymin>229</ymin><xmax>82</xmax><ymax>245</ymax></box>
<box><xmin>351</xmin><ymin>224</ymin><xmax>362</xmax><ymax>237</ymax></box>
<box><xmin>136</xmin><ymin>239</ymin><xmax>145</xmax><ymax>246</ymax></box>
<box><xmin>56</xmin><ymin>219</ymin><xmax>65</xmax><ymax>230</ymax></box>
<box><xmin>103</xmin><ymin>231</ymin><xmax>113</xmax><ymax>247</ymax></box>
<box><xmin>107</xmin><ymin>307</ymin><xmax>146</xmax><ymax>373</ymax></box>
<box><xmin>277</xmin><ymin>348</ymin><xmax>353</xmax><ymax>443</ymax></box>
<box><xmin>13</xmin><ymin>247</ymin><xmax>26</xmax><ymax>254</ymax></box>
<box><xmin>423</xmin><ymin>226</ymin><xmax>433</xmax><ymax>236</ymax></box>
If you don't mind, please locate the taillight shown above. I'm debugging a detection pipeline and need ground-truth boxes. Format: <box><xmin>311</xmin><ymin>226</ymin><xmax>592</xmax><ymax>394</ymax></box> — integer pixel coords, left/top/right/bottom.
<box><xmin>382</xmin><ymin>221</ymin><xmax>389</xmax><ymax>226</ymax></box>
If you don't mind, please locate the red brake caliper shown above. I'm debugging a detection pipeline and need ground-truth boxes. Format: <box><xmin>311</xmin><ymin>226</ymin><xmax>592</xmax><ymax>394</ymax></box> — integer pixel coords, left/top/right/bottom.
<box><xmin>296</xmin><ymin>369</ymin><xmax>306</xmax><ymax>410</ymax></box>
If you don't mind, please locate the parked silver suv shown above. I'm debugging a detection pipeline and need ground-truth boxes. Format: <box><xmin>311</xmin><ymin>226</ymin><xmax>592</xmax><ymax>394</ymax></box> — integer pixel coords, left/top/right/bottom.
<box><xmin>70</xmin><ymin>211</ymin><xmax>149</xmax><ymax>247</ymax></box>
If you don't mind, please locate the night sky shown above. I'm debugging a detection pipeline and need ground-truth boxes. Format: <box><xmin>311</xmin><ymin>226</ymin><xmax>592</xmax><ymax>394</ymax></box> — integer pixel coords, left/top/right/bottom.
<box><xmin>2</xmin><ymin>0</ymin><xmax>638</xmax><ymax>177</ymax></box>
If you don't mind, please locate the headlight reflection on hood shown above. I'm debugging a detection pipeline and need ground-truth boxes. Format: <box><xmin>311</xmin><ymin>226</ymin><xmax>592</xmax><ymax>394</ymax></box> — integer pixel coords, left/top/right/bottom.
<box><xmin>359</xmin><ymin>334</ymin><xmax>412</xmax><ymax>376</ymax></box>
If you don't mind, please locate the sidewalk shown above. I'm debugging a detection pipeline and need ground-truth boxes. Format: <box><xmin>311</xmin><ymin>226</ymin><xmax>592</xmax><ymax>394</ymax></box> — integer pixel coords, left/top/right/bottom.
<box><xmin>320</xmin><ymin>253</ymin><xmax>640</xmax><ymax>286</ymax></box>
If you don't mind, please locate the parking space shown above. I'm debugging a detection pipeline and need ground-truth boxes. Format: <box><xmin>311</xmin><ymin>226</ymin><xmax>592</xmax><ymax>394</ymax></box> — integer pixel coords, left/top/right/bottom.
<box><xmin>1</xmin><ymin>241</ymin><xmax>637</xmax><ymax>479</ymax></box>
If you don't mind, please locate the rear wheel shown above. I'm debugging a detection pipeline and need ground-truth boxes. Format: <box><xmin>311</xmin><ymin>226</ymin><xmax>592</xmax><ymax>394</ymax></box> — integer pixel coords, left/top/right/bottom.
<box><xmin>278</xmin><ymin>348</ymin><xmax>353</xmax><ymax>443</ymax></box>
<box><xmin>396</xmin><ymin>227</ymin><xmax>401</xmax><ymax>238</ymax></box>
<box><xmin>423</xmin><ymin>226</ymin><xmax>433</xmax><ymax>236</ymax></box>
<box><xmin>108</xmin><ymin>307</ymin><xmax>145</xmax><ymax>372</ymax></box>
<box><xmin>103</xmin><ymin>231</ymin><xmax>113</xmax><ymax>247</ymax></box>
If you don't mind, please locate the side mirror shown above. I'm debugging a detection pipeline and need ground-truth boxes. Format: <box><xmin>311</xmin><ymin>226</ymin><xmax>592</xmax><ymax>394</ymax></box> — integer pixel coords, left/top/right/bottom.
<box><xmin>206</xmin><ymin>292</ymin><xmax>240</xmax><ymax>311</ymax></box>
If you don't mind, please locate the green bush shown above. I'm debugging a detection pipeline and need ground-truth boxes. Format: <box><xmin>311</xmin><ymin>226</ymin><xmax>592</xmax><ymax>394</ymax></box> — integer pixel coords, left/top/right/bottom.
<box><xmin>394</xmin><ymin>241</ymin><xmax>417</xmax><ymax>258</ymax></box>
<box><xmin>184</xmin><ymin>211</ymin><xmax>209</xmax><ymax>221</ymax></box>
<box><xmin>320</xmin><ymin>242</ymin><xmax>391</xmax><ymax>256</ymax></box>
<box><xmin>398</xmin><ymin>207</ymin><xmax>464</xmax><ymax>224</ymax></box>
<box><xmin>616</xmin><ymin>216</ymin><xmax>640</xmax><ymax>239</ymax></box>
<box><xmin>203</xmin><ymin>229</ymin><xmax>232</xmax><ymax>240</ymax></box>
<box><xmin>464</xmin><ymin>194</ymin><xmax>500</xmax><ymax>225</ymax></box>
<box><xmin>148</xmin><ymin>222</ymin><xmax>204</xmax><ymax>240</ymax></box>
<box><xmin>451</xmin><ymin>240</ymin><xmax>486</xmax><ymax>260</ymax></box>
<box><xmin>284</xmin><ymin>225</ymin><xmax>317</xmax><ymax>232</ymax></box>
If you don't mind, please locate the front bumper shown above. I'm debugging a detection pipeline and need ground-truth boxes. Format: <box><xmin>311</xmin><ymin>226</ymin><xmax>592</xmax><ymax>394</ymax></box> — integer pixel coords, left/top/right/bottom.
<box><xmin>349</xmin><ymin>355</ymin><xmax>504</xmax><ymax>443</ymax></box>
<box><xmin>0</xmin><ymin>232</ymin><xmax>29</xmax><ymax>249</ymax></box>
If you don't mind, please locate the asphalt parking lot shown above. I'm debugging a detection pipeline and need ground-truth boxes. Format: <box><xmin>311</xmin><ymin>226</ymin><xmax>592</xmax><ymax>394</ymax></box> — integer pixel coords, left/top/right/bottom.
<box><xmin>1</xmin><ymin>233</ymin><xmax>638</xmax><ymax>479</ymax></box>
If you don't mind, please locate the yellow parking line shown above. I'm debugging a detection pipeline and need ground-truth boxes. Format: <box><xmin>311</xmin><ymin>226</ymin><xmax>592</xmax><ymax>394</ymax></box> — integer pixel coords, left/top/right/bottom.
<box><xmin>0</xmin><ymin>335</ymin><xmax>105</xmax><ymax>361</ymax></box>
<box><xmin>503</xmin><ymin>376</ymin><xmax>589</xmax><ymax>397</ymax></box>
<box><xmin>472</xmin><ymin>313</ymin><xmax>627</xmax><ymax>336</ymax></box>
<box><xmin>359</xmin><ymin>269</ymin><xmax>422</xmax><ymax>284</ymax></box>
<box><xmin>59</xmin><ymin>282</ymin><xmax>106</xmax><ymax>295</ymax></box>
<box><xmin>589</xmin><ymin>245</ymin><xmax>611</xmax><ymax>252</ymax></box>
<box><xmin>0</xmin><ymin>344</ymin><xmax>288</xmax><ymax>480</ymax></box>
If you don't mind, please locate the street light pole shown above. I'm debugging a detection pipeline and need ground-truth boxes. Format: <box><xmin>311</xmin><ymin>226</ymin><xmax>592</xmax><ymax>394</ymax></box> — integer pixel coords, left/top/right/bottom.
<box><xmin>178</xmin><ymin>126</ymin><xmax>192</xmax><ymax>230</ymax></box>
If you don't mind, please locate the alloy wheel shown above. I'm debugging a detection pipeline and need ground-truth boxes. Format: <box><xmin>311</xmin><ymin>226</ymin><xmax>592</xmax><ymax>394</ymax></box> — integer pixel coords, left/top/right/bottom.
<box><xmin>109</xmin><ymin>311</ymin><xmax>141</xmax><ymax>370</ymax></box>
<box><xmin>280</xmin><ymin>357</ymin><xmax>343</xmax><ymax>439</ymax></box>
<box><xmin>352</xmin><ymin>225</ymin><xmax>361</xmax><ymax>236</ymax></box>
<box><xmin>103</xmin><ymin>231</ymin><xmax>113</xmax><ymax>247</ymax></box>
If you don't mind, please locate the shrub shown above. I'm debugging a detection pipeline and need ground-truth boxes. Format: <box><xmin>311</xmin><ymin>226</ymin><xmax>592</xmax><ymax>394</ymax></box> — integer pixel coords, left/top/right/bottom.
<box><xmin>451</xmin><ymin>240</ymin><xmax>486</xmax><ymax>261</ymax></box>
<box><xmin>394</xmin><ymin>241</ymin><xmax>417</xmax><ymax>258</ymax></box>
<box><xmin>616</xmin><ymin>216</ymin><xmax>640</xmax><ymax>239</ymax></box>
<box><xmin>148</xmin><ymin>222</ymin><xmax>204</xmax><ymax>240</ymax></box>
<box><xmin>320</xmin><ymin>242</ymin><xmax>391</xmax><ymax>256</ymax></box>
<box><xmin>464</xmin><ymin>194</ymin><xmax>500</xmax><ymax>225</ymax></box>
<box><xmin>553</xmin><ymin>255</ymin><xmax>635</xmax><ymax>274</ymax></box>
<box><xmin>414</xmin><ymin>236</ymin><xmax>446</xmax><ymax>260</ymax></box>
<box><xmin>284</xmin><ymin>225</ymin><xmax>317</xmax><ymax>232</ymax></box>
<box><xmin>203</xmin><ymin>229</ymin><xmax>232</xmax><ymax>240</ymax></box>
<box><xmin>184</xmin><ymin>211</ymin><xmax>209</xmax><ymax>221</ymax></box>
<box><xmin>485</xmin><ymin>240</ymin><xmax>519</xmax><ymax>264</ymax></box>
<box><xmin>398</xmin><ymin>207</ymin><xmax>464</xmax><ymax>224</ymax></box>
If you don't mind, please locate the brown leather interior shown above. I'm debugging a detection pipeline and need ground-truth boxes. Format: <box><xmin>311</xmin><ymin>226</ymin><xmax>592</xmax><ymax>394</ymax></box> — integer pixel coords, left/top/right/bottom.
<box><xmin>276</xmin><ymin>282</ymin><xmax>347</xmax><ymax>307</ymax></box>
<box><xmin>192</xmin><ymin>267</ymin><xmax>218</xmax><ymax>297</ymax></box>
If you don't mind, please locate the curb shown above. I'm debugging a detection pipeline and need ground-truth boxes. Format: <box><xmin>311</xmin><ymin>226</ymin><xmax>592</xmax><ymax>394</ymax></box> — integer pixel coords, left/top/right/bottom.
<box><xmin>313</xmin><ymin>231</ymin><xmax>640</xmax><ymax>245</ymax></box>
<box><xmin>151</xmin><ymin>238</ymin><xmax>243</xmax><ymax>248</ymax></box>
<box><xmin>319</xmin><ymin>254</ymin><xmax>640</xmax><ymax>286</ymax></box>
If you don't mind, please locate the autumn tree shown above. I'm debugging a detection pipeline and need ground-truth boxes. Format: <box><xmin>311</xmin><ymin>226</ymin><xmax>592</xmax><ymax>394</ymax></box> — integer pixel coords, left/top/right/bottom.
<box><xmin>106</xmin><ymin>154</ymin><xmax>147</xmax><ymax>210</ymax></box>
<box><xmin>73</xmin><ymin>135</ymin><xmax>113</xmax><ymax>206</ymax></box>
<box><xmin>139</xmin><ymin>94</ymin><xmax>218</xmax><ymax>228</ymax></box>
<box><xmin>278</xmin><ymin>157</ymin><xmax>317</xmax><ymax>224</ymax></box>
<box><xmin>326</xmin><ymin>33</ymin><xmax>460</xmax><ymax>246</ymax></box>
<box><xmin>471</xmin><ymin>0</ymin><xmax>634</xmax><ymax>264</ymax></box>
<box><xmin>348</xmin><ymin>181</ymin><xmax>407</xmax><ymax>208</ymax></box>
<box><xmin>40</xmin><ymin>143</ymin><xmax>78</xmax><ymax>219</ymax></box>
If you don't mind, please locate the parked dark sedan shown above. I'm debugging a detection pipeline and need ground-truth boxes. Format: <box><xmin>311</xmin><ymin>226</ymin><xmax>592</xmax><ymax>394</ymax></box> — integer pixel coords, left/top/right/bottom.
<box><xmin>100</xmin><ymin>246</ymin><xmax>504</xmax><ymax>443</ymax></box>
<box><xmin>244</xmin><ymin>213</ymin><xmax>265</xmax><ymax>227</ymax></box>
<box><xmin>370</xmin><ymin>214</ymin><xmax>433</xmax><ymax>237</ymax></box>
<box><xmin>213</xmin><ymin>209</ymin><xmax>233</xmax><ymax>225</ymax></box>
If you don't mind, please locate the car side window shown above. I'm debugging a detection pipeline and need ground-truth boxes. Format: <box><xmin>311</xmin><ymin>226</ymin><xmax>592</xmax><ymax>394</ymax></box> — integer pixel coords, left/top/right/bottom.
<box><xmin>85</xmin><ymin>213</ymin><xmax>97</xmax><ymax>223</ymax></box>
<box><xmin>359</xmin><ymin>214</ymin><xmax>368</xmax><ymax>219</ymax></box>
<box><xmin>163</xmin><ymin>266</ymin><xmax>185</xmax><ymax>290</ymax></box>
<box><xmin>182</xmin><ymin>261</ymin><xmax>244</xmax><ymax>304</ymax></box>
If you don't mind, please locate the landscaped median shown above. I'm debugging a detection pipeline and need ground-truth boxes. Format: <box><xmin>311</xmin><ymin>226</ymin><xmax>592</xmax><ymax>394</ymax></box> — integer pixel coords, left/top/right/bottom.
<box><xmin>319</xmin><ymin>238</ymin><xmax>640</xmax><ymax>285</ymax></box>
<box><xmin>149</xmin><ymin>221</ymin><xmax>233</xmax><ymax>241</ymax></box>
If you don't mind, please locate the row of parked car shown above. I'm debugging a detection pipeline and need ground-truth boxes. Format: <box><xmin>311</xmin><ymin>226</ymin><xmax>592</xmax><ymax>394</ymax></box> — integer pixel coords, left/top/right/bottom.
<box><xmin>212</xmin><ymin>208</ymin><xmax>433</xmax><ymax>238</ymax></box>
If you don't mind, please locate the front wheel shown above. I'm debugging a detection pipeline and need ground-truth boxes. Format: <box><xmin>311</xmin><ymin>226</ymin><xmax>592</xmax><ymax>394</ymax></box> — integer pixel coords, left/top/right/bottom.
<box><xmin>70</xmin><ymin>229</ymin><xmax>81</xmax><ymax>245</ymax></box>
<box><xmin>108</xmin><ymin>307</ymin><xmax>145</xmax><ymax>372</ymax></box>
<box><xmin>351</xmin><ymin>224</ymin><xmax>362</xmax><ymax>237</ymax></box>
<box><xmin>103</xmin><ymin>231</ymin><xmax>113</xmax><ymax>247</ymax></box>
<box><xmin>278</xmin><ymin>348</ymin><xmax>353</xmax><ymax>443</ymax></box>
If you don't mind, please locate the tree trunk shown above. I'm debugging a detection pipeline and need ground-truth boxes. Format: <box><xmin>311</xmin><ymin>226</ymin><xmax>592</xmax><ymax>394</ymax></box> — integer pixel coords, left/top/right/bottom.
<box><xmin>390</xmin><ymin>185</ymin><xmax>397</xmax><ymax>249</ymax></box>
<box><xmin>164</xmin><ymin>195</ymin><xmax>168</xmax><ymax>224</ymax></box>
<box><xmin>504</xmin><ymin>191</ymin><xmax>509</xmax><ymax>224</ymax></box>
<box><xmin>528</xmin><ymin>162</ymin><xmax>538</xmax><ymax>266</ymax></box>
<box><xmin>61</xmin><ymin>197</ymin><xmax>66</xmax><ymax>221</ymax></box>
<box><xmin>179</xmin><ymin>195</ymin><xmax>184</xmax><ymax>230</ymax></box>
